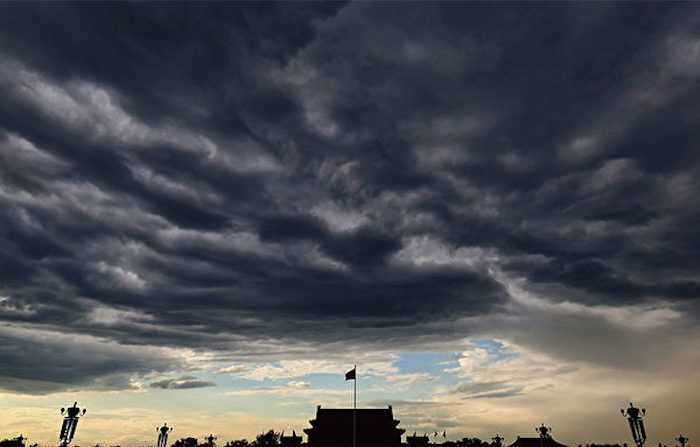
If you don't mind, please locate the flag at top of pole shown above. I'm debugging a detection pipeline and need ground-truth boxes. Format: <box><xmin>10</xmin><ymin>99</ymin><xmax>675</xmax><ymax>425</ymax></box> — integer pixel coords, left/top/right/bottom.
<box><xmin>345</xmin><ymin>367</ymin><xmax>356</xmax><ymax>381</ymax></box>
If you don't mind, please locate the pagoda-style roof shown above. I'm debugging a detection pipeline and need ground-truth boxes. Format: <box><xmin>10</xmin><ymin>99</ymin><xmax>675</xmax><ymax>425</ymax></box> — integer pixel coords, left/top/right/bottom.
<box><xmin>305</xmin><ymin>405</ymin><xmax>405</xmax><ymax>447</ymax></box>
<box><xmin>508</xmin><ymin>438</ymin><xmax>569</xmax><ymax>447</ymax></box>
<box><xmin>280</xmin><ymin>431</ymin><xmax>303</xmax><ymax>447</ymax></box>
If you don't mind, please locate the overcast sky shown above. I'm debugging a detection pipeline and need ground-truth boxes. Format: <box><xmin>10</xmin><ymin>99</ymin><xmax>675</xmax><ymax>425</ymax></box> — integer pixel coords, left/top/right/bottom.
<box><xmin>1</xmin><ymin>2</ymin><xmax>699</xmax><ymax>446</ymax></box>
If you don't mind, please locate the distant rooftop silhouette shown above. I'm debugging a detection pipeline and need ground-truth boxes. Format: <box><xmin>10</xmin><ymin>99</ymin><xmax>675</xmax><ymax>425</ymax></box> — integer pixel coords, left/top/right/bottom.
<box><xmin>406</xmin><ymin>433</ymin><xmax>430</xmax><ymax>447</ymax></box>
<box><xmin>280</xmin><ymin>431</ymin><xmax>302</xmax><ymax>447</ymax></box>
<box><xmin>509</xmin><ymin>437</ymin><xmax>569</xmax><ymax>447</ymax></box>
<box><xmin>304</xmin><ymin>405</ymin><xmax>404</xmax><ymax>447</ymax></box>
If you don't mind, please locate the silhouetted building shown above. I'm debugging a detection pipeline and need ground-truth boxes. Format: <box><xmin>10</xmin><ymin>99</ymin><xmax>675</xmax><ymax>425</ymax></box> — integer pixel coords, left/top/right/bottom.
<box><xmin>304</xmin><ymin>405</ymin><xmax>405</xmax><ymax>447</ymax></box>
<box><xmin>280</xmin><ymin>432</ymin><xmax>302</xmax><ymax>447</ymax></box>
<box><xmin>406</xmin><ymin>434</ymin><xmax>429</xmax><ymax>447</ymax></box>
<box><xmin>508</xmin><ymin>437</ymin><xmax>569</xmax><ymax>447</ymax></box>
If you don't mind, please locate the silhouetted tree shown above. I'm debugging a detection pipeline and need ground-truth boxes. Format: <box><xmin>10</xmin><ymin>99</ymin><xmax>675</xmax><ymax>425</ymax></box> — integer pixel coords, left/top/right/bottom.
<box><xmin>251</xmin><ymin>431</ymin><xmax>279</xmax><ymax>447</ymax></box>
<box><xmin>172</xmin><ymin>438</ymin><xmax>199</xmax><ymax>447</ymax></box>
<box><xmin>0</xmin><ymin>438</ymin><xmax>27</xmax><ymax>447</ymax></box>
<box><xmin>225</xmin><ymin>440</ymin><xmax>250</xmax><ymax>447</ymax></box>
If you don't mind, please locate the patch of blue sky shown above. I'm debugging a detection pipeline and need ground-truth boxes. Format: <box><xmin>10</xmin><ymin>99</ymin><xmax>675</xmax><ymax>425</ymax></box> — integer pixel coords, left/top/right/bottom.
<box><xmin>470</xmin><ymin>338</ymin><xmax>518</xmax><ymax>364</ymax></box>
<box><xmin>394</xmin><ymin>352</ymin><xmax>460</xmax><ymax>384</ymax></box>
<box><xmin>211</xmin><ymin>351</ymin><xmax>469</xmax><ymax>409</ymax></box>
<box><xmin>381</xmin><ymin>352</ymin><xmax>461</xmax><ymax>393</ymax></box>
<box><xmin>394</xmin><ymin>352</ymin><xmax>457</xmax><ymax>374</ymax></box>
<box><xmin>300</xmin><ymin>372</ymin><xmax>354</xmax><ymax>389</ymax></box>
<box><xmin>219</xmin><ymin>374</ymin><xmax>268</xmax><ymax>388</ymax></box>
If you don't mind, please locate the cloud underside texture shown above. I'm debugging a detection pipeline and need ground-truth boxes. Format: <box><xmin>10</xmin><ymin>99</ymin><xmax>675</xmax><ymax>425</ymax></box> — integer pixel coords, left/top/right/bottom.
<box><xmin>0</xmin><ymin>2</ymin><xmax>699</xmax><ymax>392</ymax></box>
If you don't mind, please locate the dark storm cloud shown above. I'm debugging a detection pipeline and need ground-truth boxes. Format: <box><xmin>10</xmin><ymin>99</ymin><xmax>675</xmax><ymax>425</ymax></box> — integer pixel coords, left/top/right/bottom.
<box><xmin>0</xmin><ymin>323</ymin><xmax>175</xmax><ymax>394</ymax></box>
<box><xmin>452</xmin><ymin>381</ymin><xmax>523</xmax><ymax>400</ymax></box>
<box><xmin>0</xmin><ymin>2</ymin><xmax>699</xmax><ymax>391</ymax></box>
<box><xmin>149</xmin><ymin>376</ymin><xmax>216</xmax><ymax>390</ymax></box>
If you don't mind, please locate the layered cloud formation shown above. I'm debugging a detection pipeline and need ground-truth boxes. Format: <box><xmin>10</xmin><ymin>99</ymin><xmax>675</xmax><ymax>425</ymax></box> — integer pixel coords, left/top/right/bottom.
<box><xmin>0</xmin><ymin>2</ymin><xmax>699</xmax><ymax>445</ymax></box>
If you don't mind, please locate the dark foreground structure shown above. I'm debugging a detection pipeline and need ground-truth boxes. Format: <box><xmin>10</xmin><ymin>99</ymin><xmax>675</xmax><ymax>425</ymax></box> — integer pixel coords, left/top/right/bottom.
<box><xmin>280</xmin><ymin>432</ymin><xmax>303</xmax><ymax>447</ymax></box>
<box><xmin>304</xmin><ymin>406</ymin><xmax>405</xmax><ymax>447</ymax></box>
<box><xmin>0</xmin><ymin>436</ymin><xmax>26</xmax><ymax>447</ymax></box>
<box><xmin>406</xmin><ymin>434</ymin><xmax>430</xmax><ymax>447</ymax></box>
<box><xmin>508</xmin><ymin>436</ymin><xmax>569</xmax><ymax>447</ymax></box>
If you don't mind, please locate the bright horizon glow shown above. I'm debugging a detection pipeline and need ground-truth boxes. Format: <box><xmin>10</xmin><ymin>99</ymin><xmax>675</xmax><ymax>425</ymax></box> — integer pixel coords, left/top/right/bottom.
<box><xmin>0</xmin><ymin>2</ymin><xmax>699</xmax><ymax>446</ymax></box>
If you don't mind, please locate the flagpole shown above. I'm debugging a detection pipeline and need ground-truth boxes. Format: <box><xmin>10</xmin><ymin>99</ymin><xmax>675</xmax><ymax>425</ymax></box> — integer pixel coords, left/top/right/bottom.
<box><xmin>353</xmin><ymin>364</ymin><xmax>357</xmax><ymax>447</ymax></box>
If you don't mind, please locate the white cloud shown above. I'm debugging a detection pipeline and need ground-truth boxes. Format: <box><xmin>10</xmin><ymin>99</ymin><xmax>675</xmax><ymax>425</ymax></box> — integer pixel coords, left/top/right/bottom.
<box><xmin>94</xmin><ymin>262</ymin><xmax>148</xmax><ymax>291</ymax></box>
<box><xmin>87</xmin><ymin>305</ymin><xmax>154</xmax><ymax>326</ymax></box>
<box><xmin>226</xmin><ymin>385</ymin><xmax>345</xmax><ymax>398</ymax></box>
<box><xmin>392</xmin><ymin>235</ymin><xmax>499</xmax><ymax>270</ymax></box>
<box><xmin>217</xmin><ymin>358</ymin><xmax>398</xmax><ymax>381</ymax></box>
<box><xmin>311</xmin><ymin>201</ymin><xmax>368</xmax><ymax>232</ymax></box>
<box><xmin>386</xmin><ymin>372</ymin><xmax>439</xmax><ymax>386</ymax></box>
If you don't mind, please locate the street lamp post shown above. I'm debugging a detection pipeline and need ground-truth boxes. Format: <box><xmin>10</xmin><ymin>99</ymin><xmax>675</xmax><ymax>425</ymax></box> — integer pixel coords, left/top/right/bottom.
<box><xmin>59</xmin><ymin>402</ymin><xmax>87</xmax><ymax>447</ymax></box>
<box><xmin>621</xmin><ymin>403</ymin><xmax>647</xmax><ymax>447</ymax></box>
<box><xmin>157</xmin><ymin>423</ymin><xmax>173</xmax><ymax>447</ymax></box>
